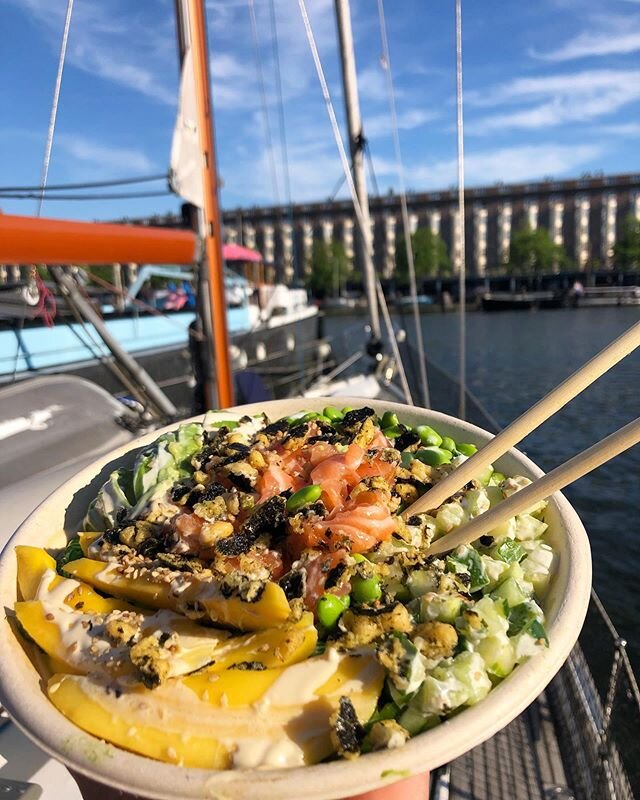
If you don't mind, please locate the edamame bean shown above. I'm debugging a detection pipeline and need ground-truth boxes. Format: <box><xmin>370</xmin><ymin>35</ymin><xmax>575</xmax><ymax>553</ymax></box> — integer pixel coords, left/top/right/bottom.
<box><xmin>323</xmin><ymin>406</ymin><xmax>343</xmax><ymax>422</ymax></box>
<box><xmin>351</xmin><ymin>575</ymin><xmax>382</xmax><ymax>605</ymax></box>
<box><xmin>416</xmin><ymin>425</ymin><xmax>443</xmax><ymax>447</ymax></box>
<box><xmin>383</xmin><ymin>425</ymin><xmax>403</xmax><ymax>439</ymax></box>
<box><xmin>456</xmin><ymin>442</ymin><xmax>478</xmax><ymax>457</ymax></box>
<box><xmin>440</xmin><ymin>436</ymin><xmax>456</xmax><ymax>452</ymax></box>
<box><xmin>299</xmin><ymin>412</ymin><xmax>321</xmax><ymax>424</ymax></box>
<box><xmin>286</xmin><ymin>484</ymin><xmax>322</xmax><ymax>512</ymax></box>
<box><xmin>415</xmin><ymin>447</ymin><xmax>453</xmax><ymax>467</ymax></box>
<box><xmin>380</xmin><ymin>411</ymin><xmax>399</xmax><ymax>429</ymax></box>
<box><xmin>341</xmin><ymin>406</ymin><xmax>355</xmax><ymax>414</ymax></box>
<box><xmin>316</xmin><ymin>593</ymin><xmax>350</xmax><ymax>629</ymax></box>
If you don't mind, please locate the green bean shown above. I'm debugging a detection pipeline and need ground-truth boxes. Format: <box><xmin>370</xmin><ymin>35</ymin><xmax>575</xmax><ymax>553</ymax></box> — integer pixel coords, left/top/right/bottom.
<box><xmin>323</xmin><ymin>406</ymin><xmax>343</xmax><ymax>422</ymax></box>
<box><xmin>351</xmin><ymin>575</ymin><xmax>382</xmax><ymax>605</ymax></box>
<box><xmin>286</xmin><ymin>484</ymin><xmax>322</xmax><ymax>513</ymax></box>
<box><xmin>383</xmin><ymin>425</ymin><xmax>403</xmax><ymax>439</ymax></box>
<box><xmin>456</xmin><ymin>442</ymin><xmax>478</xmax><ymax>457</ymax></box>
<box><xmin>415</xmin><ymin>447</ymin><xmax>453</xmax><ymax>466</ymax></box>
<box><xmin>380</xmin><ymin>411</ymin><xmax>399</xmax><ymax>429</ymax></box>
<box><xmin>416</xmin><ymin>425</ymin><xmax>443</xmax><ymax>447</ymax></box>
<box><xmin>316</xmin><ymin>593</ymin><xmax>350</xmax><ymax>629</ymax></box>
<box><xmin>440</xmin><ymin>436</ymin><xmax>456</xmax><ymax>452</ymax></box>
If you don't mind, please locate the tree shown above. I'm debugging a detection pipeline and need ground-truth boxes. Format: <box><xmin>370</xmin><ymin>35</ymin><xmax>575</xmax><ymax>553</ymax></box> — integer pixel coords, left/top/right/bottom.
<box><xmin>395</xmin><ymin>226</ymin><xmax>451</xmax><ymax>284</ymax></box>
<box><xmin>305</xmin><ymin>240</ymin><xmax>351</xmax><ymax>298</ymax></box>
<box><xmin>508</xmin><ymin>224</ymin><xmax>568</xmax><ymax>274</ymax></box>
<box><xmin>614</xmin><ymin>214</ymin><xmax>640</xmax><ymax>270</ymax></box>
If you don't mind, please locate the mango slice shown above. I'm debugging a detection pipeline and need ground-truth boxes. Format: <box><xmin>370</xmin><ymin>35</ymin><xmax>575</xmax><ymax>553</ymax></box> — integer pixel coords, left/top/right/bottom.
<box><xmin>15</xmin><ymin>602</ymin><xmax>315</xmax><ymax>684</ymax></box>
<box><xmin>47</xmin><ymin>650</ymin><xmax>384</xmax><ymax>768</ymax></box>
<box><xmin>78</xmin><ymin>531</ymin><xmax>102</xmax><ymax>556</ymax></box>
<box><xmin>63</xmin><ymin>557</ymin><xmax>291</xmax><ymax>631</ymax></box>
<box><xmin>15</xmin><ymin>546</ymin><xmax>133</xmax><ymax>613</ymax></box>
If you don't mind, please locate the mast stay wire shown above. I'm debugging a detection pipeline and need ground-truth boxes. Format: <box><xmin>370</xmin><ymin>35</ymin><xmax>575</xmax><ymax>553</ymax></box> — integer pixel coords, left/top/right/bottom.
<box><xmin>36</xmin><ymin>0</ymin><xmax>74</xmax><ymax>217</ymax></box>
<box><xmin>247</xmin><ymin>0</ymin><xmax>281</xmax><ymax>207</ymax></box>
<box><xmin>297</xmin><ymin>0</ymin><xmax>413</xmax><ymax>405</ymax></box>
<box><xmin>376</xmin><ymin>0</ymin><xmax>431</xmax><ymax>409</ymax></box>
<box><xmin>1</xmin><ymin>190</ymin><xmax>172</xmax><ymax>201</ymax></box>
<box><xmin>268</xmin><ymin>0</ymin><xmax>300</xmax><ymax>284</ymax></box>
<box><xmin>455</xmin><ymin>0</ymin><xmax>467</xmax><ymax>419</ymax></box>
<box><xmin>0</xmin><ymin>173</ymin><xmax>169</xmax><ymax>193</ymax></box>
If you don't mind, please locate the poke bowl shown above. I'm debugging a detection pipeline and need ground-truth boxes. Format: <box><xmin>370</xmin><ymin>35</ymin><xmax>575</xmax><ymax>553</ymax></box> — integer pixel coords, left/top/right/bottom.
<box><xmin>0</xmin><ymin>397</ymin><xmax>591</xmax><ymax>800</ymax></box>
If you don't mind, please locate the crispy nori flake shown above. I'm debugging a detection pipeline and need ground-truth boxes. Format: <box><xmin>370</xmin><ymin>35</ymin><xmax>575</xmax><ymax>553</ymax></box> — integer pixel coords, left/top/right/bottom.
<box><xmin>225</xmin><ymin>471</ymin><xmax>254</xmax><ymax>493</ymax></box>
<box><xmin>406</xmin><ymin>515</ymin><xmax>422</xmax><ymax>526</ymax></box>
<box><xmin>307</xmin><ymin>433</ymin><xmax>340</xmax><ymax>445</ymax></box>
<box><xmin>229</xmin><ymin>661</ymin><xmax>267</xmax><ymax>671</ymax></box>
<box><xmin>333</xmin><ymin>696</ymin><xmax>364</xmax><ymax>755</ymax></box>
<box><xmin>216</xmin><ymin>495</ymin><xmax>287</xmax><ymax>555</ymax></box>
<box><xmin>262</xmin><ymin>418</ymin><xmax>290</xmax><ymax>437</ymax></box>
<box><xmin>103</xmin><ymin>527</ymin><xmax>124</xmax><ymax>544</ymax></box>
<box><xmin>219</xmin><ymin>575</ymin><xmax>266</xmax><ymax>603</ymax></box>
<box><xmin>186</xmin><ymin>481</ymin><xmax>225</xmax><ymax>508</ymax></box>
<box><xmin>295</xmin><ymin>500</ymin><xmax>327</xmax><ymax>519</ymax></box>
<box><xmin>279</xmin><ymin>569</ymin><xmax>306</xmax><ymax>600</ymax></box>
<box><xmin>155</xmin><ymin>552</ymin><xmax>206</xmax><ymax>573</ymax></box>
<box><xmin>456</xmin><ymin>572</ymin><xmax>472</xmax><ymax>587</ymax></box>
<box><xmin>341</xmin><ymin>407</ymin><xmax>375</xmax><ymax>430</ymax></box>
<box><xmin>353</xmin><ymin>602</ymin><xmax>400</xmax><ymax>618</ymax></box>
<box><xmin>115</xmin><ymin>507</ymin><xmax>129</xmax><ymax>524</ymax></box>
<box><xmin>170</xmin><ymin>481</ymin><xmax>194</xmax><ymax>503</ymax></box>
<box><xmin>395</xmin><ymin>429</ymin><xmax>420</xmax><ymax>451</ymax></box>
<box><xmin>479</xmin><ymin>535</ymin><xmax>493</xmax><ymax>546</ymax></box>
<box><xmin>203</xmin><ymin>426</ymin><xmax>229</xmax><ymax>445</ymax></box>
<box><xmin>324</xmin><ymin>562</ymin><xmax>348</xmax><ymax>589</ymax></box>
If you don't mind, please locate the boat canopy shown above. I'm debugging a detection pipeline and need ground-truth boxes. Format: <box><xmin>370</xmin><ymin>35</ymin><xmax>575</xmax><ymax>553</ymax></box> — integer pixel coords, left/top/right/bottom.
<box><xmin>0</xmin><ymin>213</ymin><xmax>197</xmax><ymax>265</ymax></box>
<box><xmin>222</xmin><ymin>243</ymin><xmax>262</xmax><ymax>263</ymax></box>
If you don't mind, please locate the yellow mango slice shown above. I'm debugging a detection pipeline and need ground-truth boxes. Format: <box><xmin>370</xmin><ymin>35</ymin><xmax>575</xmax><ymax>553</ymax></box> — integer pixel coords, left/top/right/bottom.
<box><xmin>63</xmin><ymin>558</ymin><xmax>291</xmax><ymax>631</ymax></box>
<box><xmin>78</xmin><ymin>531</ymin><xmax>102</xmax><ymax>556</ymax></box>
<box><xmin>47</xmin><ymin>650</ymin><xmax>384</xmax><ymax>768</ymax></box>
<box><xmin>15</xmin><ymin>546</ymin><xmax>132</xmax><ymax>613</ymax></box>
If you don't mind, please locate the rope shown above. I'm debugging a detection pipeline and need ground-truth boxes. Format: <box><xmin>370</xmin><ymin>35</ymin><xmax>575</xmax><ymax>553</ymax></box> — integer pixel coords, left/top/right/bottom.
<box><xmin>36</xmin><ymin>0</ymin><xmax>74</xmax><ymax>217</ymax></box>
<box><xmin>455</xmin><ymin>0</ymin><xmax>467</xmax><ymax>419</ymax></box>
<box><xmin>297</xmin><ymin>0</ymin><xmax>413</xmax><ymax>405</ymax></box>
<box><xmin>376</xmin><ymin>0</ymin><xmax>431</xmax><ymax>409</ymax></box>
<box><xmin>247</xmin><ymin>0</ymin><xmax>281</xmax><ymax>206</ymax></box>
<box><xmin>0</xmin><ymin>173</ymin><xmax>168</xmax><ymax>192</ymax></box>
<box><xmin>268</xmin><ymin>0</ymin><xmax>299</xmax><ymax>283</ymax></box>
<box><xmin>33</xmin><ymin>275</ymin><xmax>57</xmax><ymax>326</ymax></box>
<box><xmin>1</xmin><ymin>190</ymin><xmax>172</xmax><ymax>201</ymax></box>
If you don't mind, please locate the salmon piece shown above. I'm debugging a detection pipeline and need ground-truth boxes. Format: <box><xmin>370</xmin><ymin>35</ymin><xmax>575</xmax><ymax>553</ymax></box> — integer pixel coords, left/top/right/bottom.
<box><xmin>257</xmin><ymin>464</ymin><xmax>298</xmax><ymax>504</ymax></box>
<box><xmin>308</xmin><ymin>442</ymin><xmax>338</xmax><ymax>466</ymax></box>
<box><xmin>357</xmin><ymin>457</ymin><xmax>397</xmax><ymax>482</ymax></box>
<box><xmin>310</xmin><ymin>443</ymin><xmax>364</xmax><ymax>487</ymax></box>
<box><xmin>321</xmin><ymin>479</ymin><xmax>348</xmax><ymax>513</ymax></box>
<box><xmin>302</xmin><ymin>551</ymin><xmax>348</xmax><ymax>610</ymax></box>
<box><xmin>370</xmin><ymin>429</ymin><xmax>391</xmax><ymax>450</ymax></box>
<box><xmin>300</xmin><ymin>494</ymin><xmax>396</xmax><ymax>554</ymax></box>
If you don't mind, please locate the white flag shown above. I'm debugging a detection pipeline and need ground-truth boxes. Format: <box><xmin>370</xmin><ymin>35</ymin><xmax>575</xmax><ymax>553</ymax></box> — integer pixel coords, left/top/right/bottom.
<box><xmin>169</xmin><ymin>48</ymin><xmax>203</xmax><ymax>208</ymax></box>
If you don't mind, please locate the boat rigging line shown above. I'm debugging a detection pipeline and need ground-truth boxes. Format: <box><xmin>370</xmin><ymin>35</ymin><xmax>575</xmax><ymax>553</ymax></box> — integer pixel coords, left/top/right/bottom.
<box><xmin>268</xmin><ymin>0</ymin><xmax>300</xmax><ymax>284</ymax></box>
<box><xmin>36</xmin><ymin>0</ymin><xmax>74</xmax><ymax>217</ymax></box>
<box><xmin>298</xmin><ymin>0</ymin><xmax>413</xmax><ymax>405</ymax></box>
<box><xmin>247</xmin><ymin>0</ymin><xmax>281</xmax><ymax>207</ymax></box>
<box><xmin>455</xmin><ymin>0</ymin><xmax>467</xmax><ymax>420</ymax></box>
<box><xmin>0</xmin><ymin>173</ymin><xmax>169</xmax><ymax>193</ymax></box>
<box><xmin>0</xmin><ymin>190</ymin><xmax>173</xmax><ymax>201</ymax></box>
<box><xmin>376</xmin><ymin>0</ymin><xmax>431</xmax><ymax>409</ymax></box>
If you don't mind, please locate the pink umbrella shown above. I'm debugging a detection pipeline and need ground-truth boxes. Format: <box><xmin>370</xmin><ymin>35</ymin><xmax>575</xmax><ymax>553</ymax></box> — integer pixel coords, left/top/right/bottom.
<box><xmin>222</xmin><ymin>243</ymin><xmax>262</xmax><ymax>263</ymax></box>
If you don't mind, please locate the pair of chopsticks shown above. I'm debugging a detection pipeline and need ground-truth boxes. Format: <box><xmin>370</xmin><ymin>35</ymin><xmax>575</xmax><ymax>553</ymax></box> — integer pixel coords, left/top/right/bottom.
<box><xmin>402</xmin><ymin>320</ymin><xmax>640</xmax><ymax>556</ymax></box>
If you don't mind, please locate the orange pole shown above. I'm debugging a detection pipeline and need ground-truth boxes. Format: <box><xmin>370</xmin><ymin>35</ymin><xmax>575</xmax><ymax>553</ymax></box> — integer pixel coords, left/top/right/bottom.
<box><xmin>0</xmin><ymin>213</ymin><xmax>197</xmax><ymax>265</ymax></box>
<box><xmin>188</xmin><ymin>0</ymin><xmax>234</xmax><ymax>408</ymax></box>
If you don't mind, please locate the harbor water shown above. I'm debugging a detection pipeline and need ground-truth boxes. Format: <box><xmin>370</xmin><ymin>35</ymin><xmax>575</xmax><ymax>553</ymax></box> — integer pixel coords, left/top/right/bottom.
<box><xmin>326</xmin><ymin>306</ymin><xmax>640</xmax><ymax>668</ymax></box>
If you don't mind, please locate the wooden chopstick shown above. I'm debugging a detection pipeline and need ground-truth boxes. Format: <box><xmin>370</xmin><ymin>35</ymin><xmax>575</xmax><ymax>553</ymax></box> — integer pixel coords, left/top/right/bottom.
<box><xmin>424</xmin><ymin>416</ymin><xmax>640</xmax><ymax>556</ymax></box>
<box><xmin>403</xmin><ymin>319</ymin><xmax>640</xmax><ymax>519</ymax></box>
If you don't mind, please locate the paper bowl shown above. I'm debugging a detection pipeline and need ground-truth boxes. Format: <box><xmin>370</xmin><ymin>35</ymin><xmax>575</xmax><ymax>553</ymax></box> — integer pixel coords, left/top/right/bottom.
<box><xmin>0</xmin><ymin>397</ymin><xmax>591</xmax><ymax>799</ymax></box>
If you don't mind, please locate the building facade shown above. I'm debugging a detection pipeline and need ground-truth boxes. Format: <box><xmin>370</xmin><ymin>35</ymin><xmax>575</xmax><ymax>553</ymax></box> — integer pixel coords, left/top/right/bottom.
<box><xmin>221</xmin><ymin>172</ymin><xmax>640</xmax><ymax>281</ymax></box>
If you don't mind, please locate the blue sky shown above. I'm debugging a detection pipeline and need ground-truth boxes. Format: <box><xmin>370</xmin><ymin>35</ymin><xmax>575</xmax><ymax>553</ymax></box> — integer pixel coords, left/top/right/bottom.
<box><xmin>1</xmin><ymin>0</ymin><xmax>639</xmax><ymax>222</ymax></box>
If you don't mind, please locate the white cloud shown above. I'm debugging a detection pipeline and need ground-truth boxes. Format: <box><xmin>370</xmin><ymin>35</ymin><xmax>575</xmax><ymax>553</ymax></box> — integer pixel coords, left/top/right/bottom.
<box><xmin>373</xmin><ymin>143</ymin><xmax>603</xmax><ymax>190</ymax></box>
<box><xmin>57</xmin><ymin>135</ymin><xmax>155</xmax><ymax>174</ymax></box>
<box><xmin>469</xmin><ymin>69</ymin><xmax>640</xmax><ymax>132</ymax></box>
<box><xmin>534</xmin><ymin>14</ymin><xmax>640</xmax><ymax>60</ymax></box>
<box><xmin>8</xmin><ymin>0</ymin><xmax>177</xmax><ymax>106</ymax></box>
<box><xmin>365</xmin><ymin>108</ymin><xmax>438</xmax><ymax>137</ymax></box>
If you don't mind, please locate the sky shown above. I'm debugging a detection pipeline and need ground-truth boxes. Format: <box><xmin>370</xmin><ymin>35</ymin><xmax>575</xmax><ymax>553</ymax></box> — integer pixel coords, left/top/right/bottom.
<box><xmin>1</xmin><ymin>0</ymin><xmax>639</xmax><ymax>222</ymax></box>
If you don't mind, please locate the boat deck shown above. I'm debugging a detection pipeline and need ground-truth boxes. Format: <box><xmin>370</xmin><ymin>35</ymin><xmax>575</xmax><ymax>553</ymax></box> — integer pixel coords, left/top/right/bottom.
<box><xmin>431</xmin><ymin>690</ymin><xmax>573</xmax><ymax>800</ymax></box>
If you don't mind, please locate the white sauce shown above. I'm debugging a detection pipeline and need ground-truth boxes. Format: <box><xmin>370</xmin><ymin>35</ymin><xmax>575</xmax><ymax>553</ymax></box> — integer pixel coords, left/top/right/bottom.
<box><xmin>230</xmin><ymin>736</ymin><xmax>305</xmax><ymax>769</ymax></box>
<box><xmin>36</xmin><ymin>569</ymin><xmax>81</xmax><ymax>608</ymax></box>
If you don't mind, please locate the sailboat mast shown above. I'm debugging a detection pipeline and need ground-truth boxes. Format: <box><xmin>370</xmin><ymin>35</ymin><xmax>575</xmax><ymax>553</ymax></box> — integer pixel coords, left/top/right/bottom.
<box><xmin>334</xmin><ymin>0</ymin><xmax>381</xmax><ymax>342</ymax></box>
<box><xmin>183</xmin><ymin>0</ymin><xmax>234</xmax><ymax>408</ymax></box>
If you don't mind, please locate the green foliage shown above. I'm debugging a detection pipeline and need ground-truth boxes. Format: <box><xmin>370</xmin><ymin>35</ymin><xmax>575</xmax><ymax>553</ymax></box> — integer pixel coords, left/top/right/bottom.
<box><xmin>508</xmin><ymin>225</ymin><xmax>568</xmax><ymax>274</ymax></box>
<box><xmin>395</xmin><ymin>227</ymin><xmax>451</xmax><ymax>283</ymax></box>
<box><xmin>613</xmin><ymin>214</ymin><xmax>640</xmax><ymax>270</ymax></box>
<box><xmin>305</xmin><ymin>240</ymin><xmax>351</xmax><ymax>298</ymax></box>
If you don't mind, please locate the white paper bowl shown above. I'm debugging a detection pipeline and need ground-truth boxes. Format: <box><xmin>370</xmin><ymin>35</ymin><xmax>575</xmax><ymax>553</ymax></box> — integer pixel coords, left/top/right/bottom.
<box><xmin>0</xmin><ymin>397</ymin><xmax>591</xmax><ymax>799</ymax></box>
